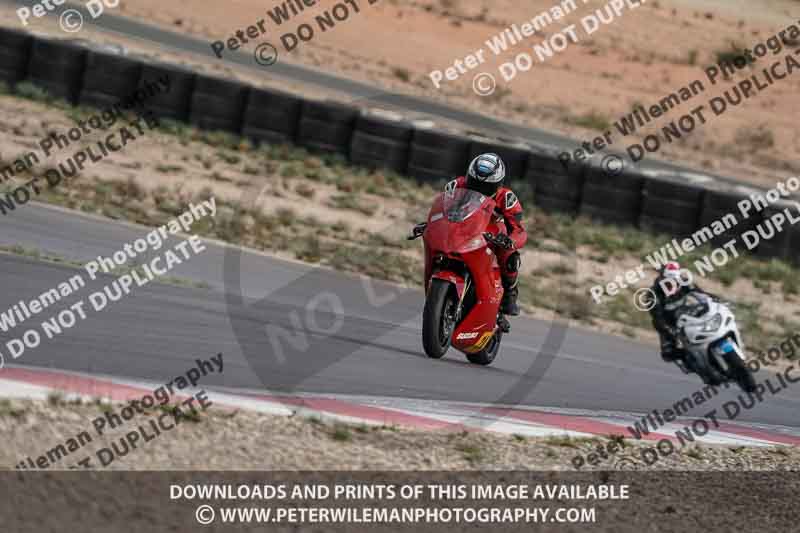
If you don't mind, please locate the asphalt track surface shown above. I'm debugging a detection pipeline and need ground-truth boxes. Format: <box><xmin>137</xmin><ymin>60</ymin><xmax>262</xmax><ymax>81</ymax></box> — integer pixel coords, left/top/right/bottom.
<box><xmin>0</xmin><ymin>0</ymin><xmax>746</xmax><ymax>187</ymax></box>
<box><xmin>1</xmin><ymin>202</ymin><xmax>799</xmax><ymax>433</ymax></box>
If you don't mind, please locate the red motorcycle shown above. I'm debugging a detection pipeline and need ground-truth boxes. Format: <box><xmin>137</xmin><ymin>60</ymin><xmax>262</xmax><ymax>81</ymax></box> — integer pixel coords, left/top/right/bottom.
<box><xmin>409</xmin><ymin>187</ymin><xmax>507</xmax><ymax>365</ymax></box>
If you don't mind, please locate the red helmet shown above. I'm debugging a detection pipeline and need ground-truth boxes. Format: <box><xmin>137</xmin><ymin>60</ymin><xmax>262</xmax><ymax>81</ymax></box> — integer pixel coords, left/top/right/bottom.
<box><xmin>661</xmin><ymin>261</ymin><xmax>681</xmax><ymax>280</ymax></box>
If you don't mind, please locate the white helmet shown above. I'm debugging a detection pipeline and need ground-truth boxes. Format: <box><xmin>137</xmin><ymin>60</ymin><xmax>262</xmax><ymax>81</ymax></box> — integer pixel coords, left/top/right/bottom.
<box><xmin>466</xmin><ymin>153</ymin><xmax>505</xmax><ymax>196</ymax></box>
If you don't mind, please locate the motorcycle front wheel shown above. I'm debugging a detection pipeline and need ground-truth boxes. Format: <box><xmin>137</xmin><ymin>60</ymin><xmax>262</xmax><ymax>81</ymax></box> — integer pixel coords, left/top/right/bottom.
<box><xmin>725</xmin><ymin>353</ymin><xmax>757</xmax><ymax>393</ymax></box>
<box><xmin>422</xmin><ymin>279</ymin><xmax>457</xmax><ymax>359</ymax></box>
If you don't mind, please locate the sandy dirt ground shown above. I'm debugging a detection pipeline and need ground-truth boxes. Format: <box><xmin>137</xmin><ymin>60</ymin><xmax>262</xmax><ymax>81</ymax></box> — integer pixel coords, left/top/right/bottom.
<box><xmin>3</xmin><ymin>397</ymin><xmax>798</xmax><ymax>470</ymax></box>
<box><xmin>4</xmin><ymin>0</ymin><xmax>796</xmax><ymax>188</ymax></box>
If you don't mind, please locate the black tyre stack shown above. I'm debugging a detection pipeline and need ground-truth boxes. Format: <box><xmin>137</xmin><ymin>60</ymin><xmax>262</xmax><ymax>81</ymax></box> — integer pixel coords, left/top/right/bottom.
<box><xmin>753</xmin><ymin>199</ymin><xmax>799</xmax><ymax>262</ymax></box>
<box><xmin>138</xmin><ymin>62</ymin><xmax>195</xmax><ymax>121</ymax></box>
<box><xmin>26</xmin><ymin>37</ymin><xmax>88</xmax><ymax>103</ymax></box>
<box><xmin>349</xmin><ymin>114</ymin><xmax>413</xmax><ymax>174</ymax></box>
<box><xmin>189</xmin><ymin>74</ymin><xmax>247</xmax><ymax>133</ymax></box>
<box><xmin>639</xmin><ymin>174</ymin><xmax>705</xmax><ymax>236</ymax></box>
<box><xmin>79</xmin><ymin>51</ymin><xmax>143</xmax><ymax>109</ymax></box>
<box><xmin>241</xmin><ymin>87</ymin><xmax>301</xmax><ymax>144</ymax></box>
<box><xmin>698</xmin><ymin>184</ymin><xmax>762</xmax><ymax>249</ymax></box>
<box><xmin>296</xmin><ymin>100</ymin><xmax>358</xmax><ymax>155</ymax></box>
<box><xmin>0</xmin><ymin>27</ymin><xmax>32</xmax><ymax>86</ymax></box>
<box><xmin>784</xmin><ymin>224</ymin><xmax>800</xmax><ymax>266</ymax></box>
<box><xmin>528</xmin><ymin>146</ymin><xmax>585</xmax><ymax>214</ymax></box>
<box><xmin>579</xmin><ymin>159</ymin><xmax>645</xmax><ymax>225</ymax></box>
<box><xmin>407</xmin><ymin>128</ymin><xmax>470</xmax><ymax>184</ymax></box>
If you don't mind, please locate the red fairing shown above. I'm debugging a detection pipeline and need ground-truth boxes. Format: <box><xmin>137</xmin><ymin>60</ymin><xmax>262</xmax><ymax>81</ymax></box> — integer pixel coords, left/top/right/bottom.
<box><xmin>422</xmin><ymin>188</ymin><xmax>504</xmax><ymax>353</ymax></box>
<box><xmin>452</xmin><ymin>176</ymin><xmax>528</xmax><ymax>250</ymax></box>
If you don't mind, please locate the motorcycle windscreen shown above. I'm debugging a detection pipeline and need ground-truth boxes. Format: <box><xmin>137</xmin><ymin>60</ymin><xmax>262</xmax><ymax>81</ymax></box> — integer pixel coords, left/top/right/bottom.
<box><xmin>428</xmin><ymin>189</ymin><xmax>493</xmax><ymax>252</ymax></box>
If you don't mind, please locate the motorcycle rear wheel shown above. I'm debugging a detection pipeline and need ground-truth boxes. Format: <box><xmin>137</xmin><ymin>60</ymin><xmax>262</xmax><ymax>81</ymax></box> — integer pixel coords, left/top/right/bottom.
<box><xmin>422</xmin><ymin>279</ymin><xmax>457</xmax><ymax>359</ymax></box>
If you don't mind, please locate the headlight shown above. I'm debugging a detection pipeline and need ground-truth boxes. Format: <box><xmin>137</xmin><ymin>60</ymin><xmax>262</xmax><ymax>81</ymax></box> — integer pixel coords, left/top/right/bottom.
<box><xmin>459</xmin><ymin>236</ymin><xmax>486</xmax><ymax>252</ymax></box>
<box><xmin>701</xmin><ymin>313</ymin><xmax>722</xmax><ymax>332</ymax></box>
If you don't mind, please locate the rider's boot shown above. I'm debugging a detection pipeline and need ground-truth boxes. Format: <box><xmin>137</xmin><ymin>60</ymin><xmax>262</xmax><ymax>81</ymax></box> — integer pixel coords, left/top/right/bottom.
<box><xmin>497</xmin><ymin>316</ymin><xmax>511</xmax><ymax>333</ymax></box>
<box><xmin>659</xmin><ymin>333</ymin><xmax>680</xmax><ymax>363</ymax></box>
<box><xmin>501</xmin><ymin>278</ymin><xmax>520</xmax><ymax>316</ymax></box>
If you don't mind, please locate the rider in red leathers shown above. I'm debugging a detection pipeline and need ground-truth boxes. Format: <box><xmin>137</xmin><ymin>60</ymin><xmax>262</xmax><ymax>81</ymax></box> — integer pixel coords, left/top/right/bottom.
<box><xmin>452</xmin><ymin>153</ymin><xmax>527</xmax><ymax>318</ymax></box>
<box><xmin>410</xmin><ymin>153</ymin><xmax>528</xmax><ymax>329</ymax></box>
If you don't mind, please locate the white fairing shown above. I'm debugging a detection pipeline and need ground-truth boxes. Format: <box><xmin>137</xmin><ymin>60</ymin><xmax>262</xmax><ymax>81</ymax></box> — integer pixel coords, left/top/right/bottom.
<box><xmin>676</xmin><ymin>292</ymin><xmax>745</xmax><ymax>368</ymax></box>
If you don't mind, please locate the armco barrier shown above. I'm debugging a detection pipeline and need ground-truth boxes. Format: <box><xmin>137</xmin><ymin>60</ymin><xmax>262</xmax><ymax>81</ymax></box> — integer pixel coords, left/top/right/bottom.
<box><xmin>0</xmin><ymin>27</ymin><xmax>32</xmax><ymax>86</ymax></box>
<box><xmin>4</xmin><ymin>29</ymin><xmax>796</xmax><ymax>264</ymax></box>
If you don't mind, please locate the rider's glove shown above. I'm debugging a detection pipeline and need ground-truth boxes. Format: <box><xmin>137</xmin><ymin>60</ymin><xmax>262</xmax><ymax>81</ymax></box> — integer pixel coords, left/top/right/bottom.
<box><xmin>407</xmin><ymin>222</ymin><xmax>427</xmax><ymax>240</ymax></box>
<box><xmin>492</xmin><ymin>233</ymin><xmax>515</xmax><ymax>250</ymax></box>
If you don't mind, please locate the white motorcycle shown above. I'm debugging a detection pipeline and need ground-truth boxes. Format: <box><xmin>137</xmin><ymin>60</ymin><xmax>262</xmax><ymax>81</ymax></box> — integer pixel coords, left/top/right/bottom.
<box><xmin>672</xmin><ymin>291</ymin><xmax>757</xmax><ymax>393</ymax></box>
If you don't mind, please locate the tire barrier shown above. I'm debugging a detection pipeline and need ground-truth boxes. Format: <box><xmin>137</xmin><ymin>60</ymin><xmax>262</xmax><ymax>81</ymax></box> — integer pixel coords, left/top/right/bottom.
<box><xmin>639</xmin><ymin>175</ymin><xmax>705</xmax><ymax>236</ymax></box>
<box><xmin>407</xmin><ymin>129</ymin><xmax>470</xmax><ymax>184</ymax></box>
<box><xmin>349</xmin><ymin>114</ymin><xmax>413</xmax><ymax>174</ymax></box>
<box><xmin>296</xmin><ymin>100</ymin><xmax>358</xmax><ymax>155</ymax></box>
<box><xmin>754</xmin><ymin>199</ymin><xmax>799</xmax><ymax>263</ymax></box>
<box><xmin>579</xmin><ymin>161</ymin><xmax>644</xmax><ymax>225</ymax></box>
<box><xmin>26</xmin><ymin>37</ymin><xmax>87</xmax><ymax>103</ymax></box>
<box><xmin>3</xmin><ymin>29</ymin><xmax>797</xmax><ymax>264</ymax></box>
<box><xmin>139</xmin><ymin>62</ymin><xmax>194</xmax><ymax>121</ymax></box>
<box><xmin>242</xmin><ymin>87</ymin><xmax>301</xmax><ymax>144</ymax></box>
<box><xmin>785</xmin><ymin>227</ymin><xmax>800</xmax><ymax>265</ymax></box>
<box><xmin>0</xmin><ymin>27</ymin><xmax>32</xmax><ymax>86</ymax></box>
<box><xmin>189</xmin><ymin>74</ymin><xmax>247</xmax><ymax>133</ymax></box>
<box><xmin>79</xmin><ymin>51</ymin><xmax>143</xmax><ymax>109</ymax></box>
<box><xmin>528</xmin><ymin>146</ymin><xmax>585</xmax><ymax>215</ymax></box>
<box><xmin>699</xmin><ymin>184</ymin><xmax>764</xmax><ymax>249</ymax></box>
